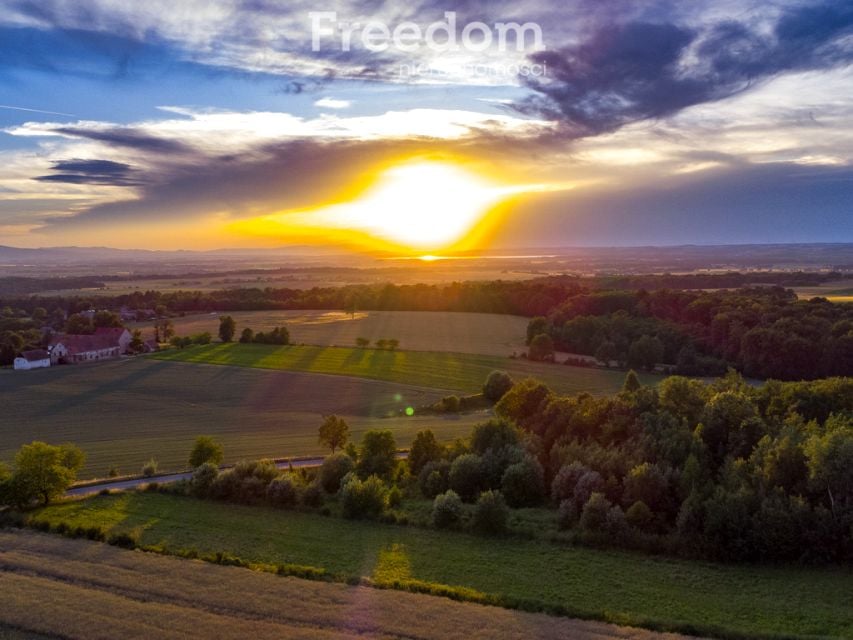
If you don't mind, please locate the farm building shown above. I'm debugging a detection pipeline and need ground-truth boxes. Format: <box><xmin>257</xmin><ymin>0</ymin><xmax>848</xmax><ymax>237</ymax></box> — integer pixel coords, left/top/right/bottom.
<box><xmin>48</xmin><ymin>327</ymin><xmax>132</xmax><ymax>364</ymax></box>
<box><xmin>13</xmin><ymin>349</ymin><xmax>51</xmax><ymax>371</ymax></box>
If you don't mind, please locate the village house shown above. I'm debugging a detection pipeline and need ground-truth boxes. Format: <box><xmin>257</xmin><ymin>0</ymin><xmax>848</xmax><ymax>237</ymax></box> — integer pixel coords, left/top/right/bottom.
<box><xmin>13</xmin><ymin>349</ymin><xmax>51</xmax><ymax>371</ymax></box>
<box><xmin>48</xmin><ymin>327</ymin><xmax>132</xmax><ymax>364</ymax></box>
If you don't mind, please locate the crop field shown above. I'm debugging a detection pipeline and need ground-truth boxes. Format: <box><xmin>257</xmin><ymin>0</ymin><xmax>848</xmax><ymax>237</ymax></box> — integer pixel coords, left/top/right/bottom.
<box><xmin>0</xmin><ymin>359</ymin><xmax>482</xmax><ymax>478</ymax></box>
<box><xmin>0</xmin><ymin>530</ymin><xmax>680</xmax><ymax>640</ymax></box>
<box><xmin>793</xmin><ymin>278</ymin><xmax>853</xmax><ymax>303</ymax></box>
<box><xmin>151</xmin><ymin>343</ymin><xmax>657</xmax><ymax>396</ymax></box>
<box><xmin>133</xmin><ymin>310</ymin><xmax>530</xmax><ymax>357</ymax></box>
<box><xmin>28</xmin><ymin>492</ymin><xmax>853</xmax><ymax>639</ymax></box>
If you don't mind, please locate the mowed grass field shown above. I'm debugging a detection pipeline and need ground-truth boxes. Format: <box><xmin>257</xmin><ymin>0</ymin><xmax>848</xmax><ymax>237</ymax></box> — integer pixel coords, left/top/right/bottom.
<box><xmin>0</xmin><ymin>359</ymin><xmax>483</xmax><ymax>478</ymax></box>
<box><xmin>151</xmin><ymin>343</ymin><xmax>657</xmax><ymax>396</ymax></box>
<box><xmin>30</xmin><ymin>492</ymin><xmax>853</xmax><ymax>639</ymax></box>
<box><xmin>0</xmin><ymin>530</ymin><xmax>681</xmax><ymax>640</ymax></box>
<box><xmin>133</xmin><ymin>310</ymin><xmax>530</xmax><ymax>357</ymax></box>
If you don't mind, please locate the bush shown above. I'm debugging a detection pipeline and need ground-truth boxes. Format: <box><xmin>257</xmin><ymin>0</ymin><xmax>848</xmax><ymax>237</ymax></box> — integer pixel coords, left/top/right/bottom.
<box><xmin>551</xmin><ymin>461</ymin><xmax>589</xmax><ymax>502</ymax></box>
<box><xmin>387</xmin><ymin>485</ymin><xmax>403</xmax><ymax>508</ymax></box>
<box><xmin>580</xmin><ymin>492</ymin><xmax>612</xmax><ymax>533</ymax></box>
<box><xmin>107</xmin><ymin>531</ymin><xmax>138</xmax><ymax>549</ymax></box>
<box><xmin>472</xmin><ymin>490</ymin><xmax>509</xmax><ymax>536</ymax></box>
<box><xmin>340</xmin><ymin>474</ymin><xmax>388</xmax><ymax>519</ymax></box>
<box><xmin>483</xmin><ymin>370</ymin><xmax>514</xmax><ymax>402</ymax></box>
<box><xmin>448</xmin><ymin>454</ymin><xmax>485</xmax><ymax>502</ymax></box>
<box><xmin>189</xmin><ymin>436</ymin><xmax>224</xmax><ymax>468</ymax></box>
<box><xmin>500</xmin><ymin>458</ymin><xmax>545</xmax><ymax>508</ymax></box>
<box><xmin>267</xmin><ymin>475</ymin><xmax>299</xmax><ymax>507</ymax></box>
<box><xmin>470</xmin><ymin>419</ymin><xmax>519</xmax><ymax>455</ymax></box>
<box><xmin>319</xmin><ymin>452</ymin><xmax>355</xmax><ymax>493</ymax></box>
<box><xmin>191</xmin><ymin>462</ymin><xmax>219</xmax><ymax>498</ymax></box>
<box><xmin>557</xmin><ymin>499</ymin><xmax>578</xmax><ymax>530</ymax></box>
<box><xmin>432</xmin><ymin>490</ymin><xmax>463</xmax><ymax>529</ymax></box>
<box><xmin>301</xmin><ymin>483</ymin><xmax>324</xmax><ymax>507</ymax></box>
<box><xmin>528</xmin><ymin>333</ymin><xmax>555</xmax><ymax>362</ymax></box>
<box><xmin>418</xmin><ymin>459</ymin><xmax>450</xmax><ymax>499</ymax></box>
<box><xmin>440</xmin><ymin>395</ymin><xmax>461</xmax><ymax>413</ymax></box>
<box><xmin>142</xmin><ymin>458</ymin><xmax>158</xmax><ymax>478</ymax></box>
<box><xmin>572</xmin><ymin>470</ymin><xmax>605</xmax><ymax>509</ymax></box>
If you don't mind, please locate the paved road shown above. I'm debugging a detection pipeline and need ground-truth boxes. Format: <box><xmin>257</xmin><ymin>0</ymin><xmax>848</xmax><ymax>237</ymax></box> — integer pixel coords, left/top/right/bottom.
<box><xmin>66</xmin><ymin>452</ymin><xmax>408</xmax><ymax>497</ymax></box>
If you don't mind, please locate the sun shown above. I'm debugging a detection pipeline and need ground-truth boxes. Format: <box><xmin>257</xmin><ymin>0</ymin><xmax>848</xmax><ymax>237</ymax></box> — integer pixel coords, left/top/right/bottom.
<box><xmin>233</xmin><ymin>161</ymin><xmax>519</xmax><ymax>252</ymax></box>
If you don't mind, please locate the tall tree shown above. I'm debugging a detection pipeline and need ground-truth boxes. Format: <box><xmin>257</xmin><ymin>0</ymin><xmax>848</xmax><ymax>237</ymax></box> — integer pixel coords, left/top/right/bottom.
<box><xmin>319</xmin><ymin>415</ymin><xmax>350</xmax><ymax>453</ymax></box>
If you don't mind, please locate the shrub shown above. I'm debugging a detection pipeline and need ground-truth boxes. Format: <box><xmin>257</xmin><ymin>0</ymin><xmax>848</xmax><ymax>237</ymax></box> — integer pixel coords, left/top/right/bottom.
<box><xmin>557</xmin><ymin>499</ymin><xmax>578</xmax><ymax>530</ymax></box>
<box><xmin>340</xmin><ymin>474</ymin><xmax>388</xmax><ymax>519</ymax></box>
<box><xmin>319</xmin><ymin>452</ymin><xmax>355</xmax><ymax>493</ymax></box>
<box><xmin>267</xmin><ymin>475</ymin><xmax>299</xmax><ymax>507</ymax></box>
<box><xmin>432</xmin><ymin>490</ymin><xmax>463</xmax><ymax>529</ymax></box>
<box><xmin>300</xmin><ymin>483</ymin><xmax>324</xmax><ymax>507</ymax></box>
<box><xmin>107</xmin><ymin>531</ymin><xmax>138</xmax><ymax>549</ymax></box>
<box><xmin>606</xmin><ymin>504</ymin><xmax>628</xmax><ymax>537</ymax></box>
<box><xmin>472</xmin><ymin>490</ymin><xmax>509</xmax><ymax>536</ymax></box>
<box><xmin>580</xmin><ymin>492</ymin><xmax>612</xmax><ymax>533</ymax></box>
<box><xmin>483</xmin><ymin>370</ymin><xmax>513</xmax><ymax>402</ymax></box>
<box><xmin>141</xmin><ymin>458</ymin><xmax>158</xmax><ymax>478</ymax></box>
<box><xmin>528</xmin><ymin>333</ymin><xmax>555</xmax><ymax>361</ymax></box>
<box><xmin>440</xmin><ymin>395</ymin><xmax>461</xmax><ymax>413</ymax></box>
<box><xmin>191</xmin><ymin>462</ymin><xmax>219</xmax><ymax>498</ymax></box>
<box><xmin>551</xmin><ymin>461</ymin><xmax>589</xmax><ymax>502</ymax></box>
<box><xmin>470</xmin><ymin>419</ymin><xmax>519</xmax><ymax>455</ymax></box>
<box><xmin>107</xmin><ymin>466</ymin><xmax>120</xmax><ymax>478</ymax></box>
<box><xmin>480</xmin><ymin>445</ymin><xmax>524</xmax><ymax>488</ymax></box>
<box><xmin>448</xmin><ymin>454</ymin><xmax>485</xmax><ymax>502</ymax></box>
<box><xmin>189</xmin><ymin>436</ymin><xmax>224</xmax><ymax>468</ymax></box>
<box><xmin>387</xmin><ymin>485</ymin><xmax>403</xmax><ymax>508</ymax></box>
<box><xmin>572</xmin><ymin>470</ymin><xmax>605</xmax><ymax>509</ymax></box>
<box><xmin>500</xmin><ymin>458</ymin><xmax>545</xmax><ymax>508</ymax></box>
<box><xmin>626</xmin><ymin>500</ymin><xmax>655</xmax><ymax>532</ymax></box>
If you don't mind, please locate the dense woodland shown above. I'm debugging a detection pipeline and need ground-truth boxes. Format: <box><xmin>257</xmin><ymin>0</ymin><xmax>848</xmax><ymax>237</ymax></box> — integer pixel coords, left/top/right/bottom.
<box><xmin>1</xmin><ymin>272</ymin><xmax>851</xmax><ymax>379</ymax></box>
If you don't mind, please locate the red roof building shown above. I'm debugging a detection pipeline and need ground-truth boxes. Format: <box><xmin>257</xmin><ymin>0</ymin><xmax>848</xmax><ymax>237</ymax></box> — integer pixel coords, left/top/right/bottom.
<box><xmin>48</xmin><ymin>327</ymin><xmax>132</xmax><ymax>364</ymax></box>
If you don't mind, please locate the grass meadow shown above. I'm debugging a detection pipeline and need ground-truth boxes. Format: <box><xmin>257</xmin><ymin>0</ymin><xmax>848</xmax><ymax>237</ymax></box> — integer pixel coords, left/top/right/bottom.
<box><xmin>28</xmin><ymin>492</ymin><xmax>853</xmax><ymax>640</ymax></box>
<box><xmin>0</xmin><ymin>359</ymin><xmax>482</xmax><ymax>478</ymax></box>
<box><xmin>133</xmin><ymin>310</ymin><xmax>531</xmax><ymax>357</ymax></box>
<box><xmin>150</xmin><ymin>342</ymin><xmax>656</xmax><ymax>396</ymax></box>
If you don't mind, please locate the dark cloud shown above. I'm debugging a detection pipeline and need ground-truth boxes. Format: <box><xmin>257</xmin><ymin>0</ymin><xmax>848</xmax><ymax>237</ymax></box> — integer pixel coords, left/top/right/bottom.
<box><xmin>52</xmin><ymin>127</ymin><xmax>194</xmax><ymax>154</ymax></box>
<box><xmin>518</xmin><ymin>0</ymin><xmax>853</xmax><ymax>136</ymax></box>
<box><xmin>490</xmin><ymin>162</ymin><xmax>853</xmax><ymax>247</ymax></box>
<box><xmin>35</xmin><ymin>158</ymin><xmax>139</xmax><ymax>186</ymax></box>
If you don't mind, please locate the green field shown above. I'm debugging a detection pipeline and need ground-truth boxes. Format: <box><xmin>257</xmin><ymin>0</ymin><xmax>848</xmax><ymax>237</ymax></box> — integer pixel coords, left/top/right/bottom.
<box><xmin>0</xmin><ymin>359</ymin><xmax>483</xmax><ymax>478</ymax></box>
<box><xmin>30</xmin><ymin>492</ymin><xmax>853</xmax><ymax>639</ymax></box>
<box><xmin>133</xmin><ymin>310</ymin><xmax>530</xmax><ymax>357</ymax></box>
<box><xmin>151</xmin><ymin>343</ymin><xmax>656</xmax><ymax>396</ymax></box>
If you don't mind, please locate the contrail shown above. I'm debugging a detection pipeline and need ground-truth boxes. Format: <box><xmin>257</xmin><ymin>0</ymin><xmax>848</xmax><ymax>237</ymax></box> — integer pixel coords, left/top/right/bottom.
<box><xmin>0</xmin><ymin>104</ymin><xmax>76</xmax><ymax>117</ymax></box>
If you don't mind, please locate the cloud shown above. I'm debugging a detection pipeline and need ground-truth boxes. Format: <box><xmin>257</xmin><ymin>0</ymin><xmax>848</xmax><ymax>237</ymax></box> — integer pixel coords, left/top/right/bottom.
<box><xmin>518</xmin><ymin>0</ymin><xmax>853</xmax><ymax>136</ymax></box>
<box><xmin>314</xmin><ymin>97</ymin><xmax>352</xmax><ymax>109</ymax></box>
<box><xmin>35</xmin><ymin>158</ymin><xmax>138</xmax><ymax>186</ymax></box>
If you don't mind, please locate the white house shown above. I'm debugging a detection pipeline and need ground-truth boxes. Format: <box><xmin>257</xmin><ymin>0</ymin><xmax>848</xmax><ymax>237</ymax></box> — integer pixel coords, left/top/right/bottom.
<box><xmin>13</xmin><ymin>349</ymin><xmax>51</xmax><ymax>371</ymax></box>
<box><xmin>48</xmin><ymin>327</ymin><xmax>132</xmax><ymax>364</ymax></box>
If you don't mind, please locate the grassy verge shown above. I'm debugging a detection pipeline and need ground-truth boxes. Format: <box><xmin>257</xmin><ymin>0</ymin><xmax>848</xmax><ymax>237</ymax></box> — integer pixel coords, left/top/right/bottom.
<box><xmin>24</xmin><ymin>492</ymin><xmax>853</xmax><ymax>640</ymax></box>
<box><xmin>150</xmin><ymin>343</ymin><xmax>658</xmax><ymax>395</ymax></box>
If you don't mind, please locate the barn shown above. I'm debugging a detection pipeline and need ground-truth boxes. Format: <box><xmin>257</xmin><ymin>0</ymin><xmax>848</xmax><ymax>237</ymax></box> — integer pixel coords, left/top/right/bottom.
<box><xmin>48</xmin><ymin>327</ymin><xmax>132</xmax><ymax>364</ymax></box>
<box><xmin>13</xmin><ymin>349</ymin><xmax>51</xmax><ymax>371</ymax></box>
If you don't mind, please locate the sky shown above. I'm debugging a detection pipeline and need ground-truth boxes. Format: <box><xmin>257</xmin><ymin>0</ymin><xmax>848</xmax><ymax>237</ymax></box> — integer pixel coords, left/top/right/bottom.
<box><xmin>1</xmin><ymin>0</ymin><xmax>852</xmax><ymax>252</ymax></box>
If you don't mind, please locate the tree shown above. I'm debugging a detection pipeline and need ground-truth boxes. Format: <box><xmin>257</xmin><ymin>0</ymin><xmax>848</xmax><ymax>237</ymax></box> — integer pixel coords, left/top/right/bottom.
<box><xmin>470</xmin><ymin>419</ymin><xmax>520</xmax><ymax>455</ymax></box>
<box><xmin>804</xmin><ymin>418</ymin><xmax>853</xmax><ymax>513</ymax></box>
<box><xmin>472</xmin><ymin>490</ymin><xmax>509</xmax><ymax>535</ymax></box>
<box><xmin>12</xmin><ymin>441</ymin><xmax>85</xmax><ymax>505</ymax></box>
<box><xmin>594</xmin><ymin>340</ymin><xmax>618</xmax><ymax>367</ymax></box>
<box><xmin>218</xmin><ymin>315</ymin><xmax>236</xmax><ymax>342</ymax></box>
<box><xmin>189</xmin><ymin>436</ymin><xmax>224</xmax><ymax>468</ymax></box>
<box><xmin>239</xmin><ymin>328</ymin><xmax>254</xmax><ymax>343</ymax></box>
<box><xmin>356</xmin><ymin>430</ymin><xmax>397</xmax><ymax>478</ymax></box>
<box><xmin>483</xmin><ymin>370</ymin><xmax>513</xmax><ymax>401</ymax></box>
<box><xmin>319</xmin><ymin>452</ymin><xmax>355</xmax><ymax>493</ymax></box>
<box><xmin>501</xmin><ymin>457</ymin><xmax>545</xmax><ymax>507</ymax></box>
<box><xmin>408</xmin><ymin>430</ymin><xmax>444</xmax><ymax>476</ymax></box>
<box><xmin>65</xmin><ymin>313</ymin><xmax>94</xmax><ymax>335</ymax></box>
<box><xmin>32</xmin><ymin>307</ymin><xmax>47</xmax><ymax>322</ymax></box>
<box><xmin>432</xmin><ymin>490</ymin><xmax>463</xmax><ymax>529</ymax></box>
<box><xmin>526</xmin><ymin>316</ymin><xmax>548</xmax><ymax>344</ymax></box>
<box><xmin>622</xmin><ymin>370</ymin><xmax>642</xmax><ymax>393</ymax></box>
<box><xmin>340</xmin><ymin>474</ymin><xmax>387</xmax><ymax>519</ymax></box>
<box><xmin>129</xmin><ymin>329</ymin><xmax>144</xmax><ymax>354</ymax></box>
<box><xmin>0</xmin><ymin>462</ymin><xmax>11</xmax><ymax>507</ymax></box>
<box><xmin>448</xmin><ymin>454</ymin><xmax>485</xmax><ymax>502</ymax></box>
<box><xmin>628</xmin><ymin>335</ymin><xmax>664</xmax><ymax>371</ymax></box>
<box><xmin>93</xmin><ymin>311</ymin><xmax>122</xmax><ymax>328</ymax></box>
<box><xmin>355</xmin><ymin>337</ymin><xmax>370</xmax><ymax>348</ymax></box>
<box><xmin>387</xmin><ymin>338</ymin><xmax>399</xmax><ymax>350</ymax></box>
<box><xmin>318</xmin><ymin>415</ymin><xmax>350</xmax><ymax>454</ymax></box>
<box><xmin>528</xmin><ymin>333</ymin><xmax>555</xmax><ymax>362</ymax></box>
<box><xmin>375</xmin><ymin>339</ymin><xmax>388</xmax><ymax>350</ymax></box>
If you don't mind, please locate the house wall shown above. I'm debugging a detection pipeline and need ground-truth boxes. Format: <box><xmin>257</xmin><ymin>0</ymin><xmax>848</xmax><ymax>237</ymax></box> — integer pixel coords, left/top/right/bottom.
<box><xmin>13</xmin><ymin>357</ymin><xmax>50</xmax><ymax>371</ymax></box>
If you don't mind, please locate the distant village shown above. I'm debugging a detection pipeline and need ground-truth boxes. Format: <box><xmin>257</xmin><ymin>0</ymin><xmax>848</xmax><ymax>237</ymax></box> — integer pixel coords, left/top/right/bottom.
<box><xmin>11</xmin><ymin>307</ymin><xmax>160</xmax><ymax>371</ymax></box>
